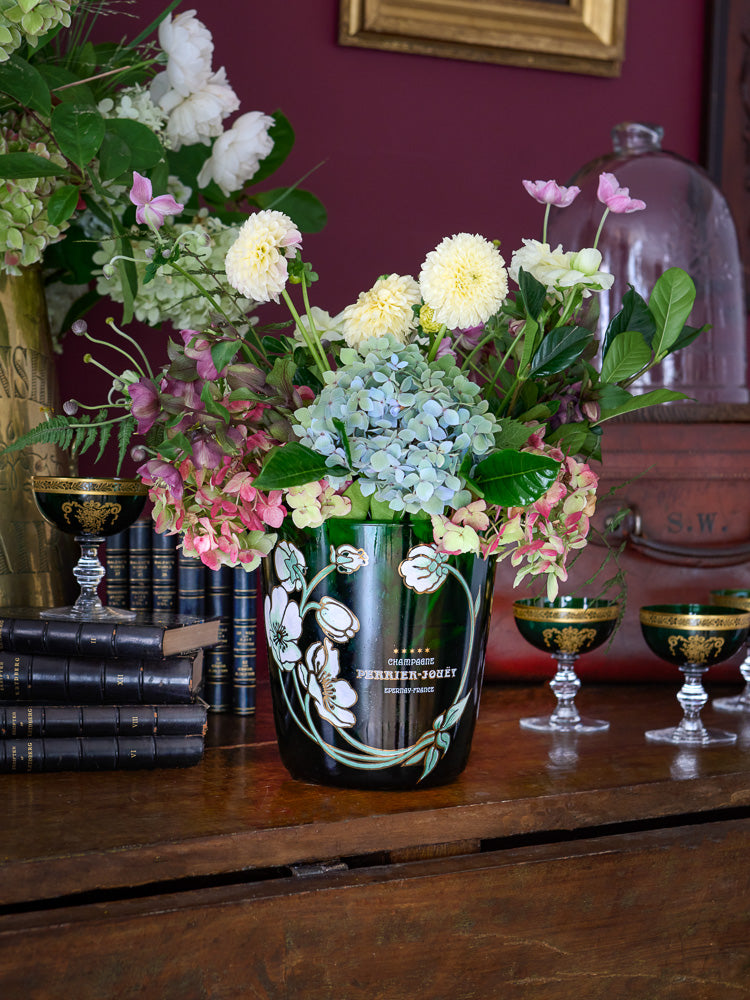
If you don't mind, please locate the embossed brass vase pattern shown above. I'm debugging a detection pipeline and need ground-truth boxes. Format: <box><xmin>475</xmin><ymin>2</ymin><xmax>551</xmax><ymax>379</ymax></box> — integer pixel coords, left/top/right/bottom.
<box><xmin>262</xmin><ymin>519</ymin><xmax>496</xmax><ymax>790</ymax></box>
<box><xmin>0</xmin><ymin>268</ymin><xmax>75</xmax><ymax>607</ymax></box>
<box><xmin>640</xmin><ymin>604</ymin><xmax>750</xmax><ymax>667</ymax></box>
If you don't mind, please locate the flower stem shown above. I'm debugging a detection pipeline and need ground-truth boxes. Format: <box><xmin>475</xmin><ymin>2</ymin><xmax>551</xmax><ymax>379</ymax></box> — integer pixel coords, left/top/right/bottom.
<box><xmin>427</xmin><ymin>323</ymin><xmax>448</xmax><ymax>361</ymax></box>
<box><xmin>542</xmin><ymin>203</ymin><xmax>551</xmax><ymax>245</ymax></box>
<box><xmin>281</xmin><ymin>288</ymin><xmax>330</xmax><ymax>376</ymax></box>
<box><xmin>593</xmin><ymin>207</ymin><xmax>610</xmax><ymax>250</ymax></box>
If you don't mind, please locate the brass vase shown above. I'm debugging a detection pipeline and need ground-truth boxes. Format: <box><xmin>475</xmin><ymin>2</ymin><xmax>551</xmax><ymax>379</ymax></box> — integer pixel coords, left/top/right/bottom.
<box><xmin>0</xmin><ymin>267</ymin><xmax>75</xmax><ymax>607</ymax></box>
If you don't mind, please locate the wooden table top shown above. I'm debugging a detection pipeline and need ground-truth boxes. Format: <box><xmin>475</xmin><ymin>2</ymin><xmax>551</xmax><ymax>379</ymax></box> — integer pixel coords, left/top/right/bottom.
<box><xmin>2</xmin><ymin>678</ymin><xmax>750</xmax><ymax>908</ymax></box>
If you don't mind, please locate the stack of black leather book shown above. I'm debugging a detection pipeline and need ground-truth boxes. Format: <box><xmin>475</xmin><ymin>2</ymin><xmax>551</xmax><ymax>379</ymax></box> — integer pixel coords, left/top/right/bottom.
<box><xmin>0</xmin><ymin>609</ymin><xmax>220</xmax><ymax>773</ymax></box>
<box><xmin>107</xmin><ymin>521</ymin><xmax>259</xmax><ymax>716</ymax></box>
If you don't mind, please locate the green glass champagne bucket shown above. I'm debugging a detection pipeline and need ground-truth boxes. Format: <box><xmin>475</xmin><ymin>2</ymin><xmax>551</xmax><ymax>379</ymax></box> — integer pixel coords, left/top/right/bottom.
<box><xmin>262</xmin><ymin>520</ymin><xmax>496</xmax><ymax>789</ymax></box>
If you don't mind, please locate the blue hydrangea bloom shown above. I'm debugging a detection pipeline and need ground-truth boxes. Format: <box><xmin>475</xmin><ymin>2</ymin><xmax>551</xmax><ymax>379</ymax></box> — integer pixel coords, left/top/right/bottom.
<box><xmin>291</xmin><ymin>335</ymin><xmax>500</xmax><ymax>516</ymax></box>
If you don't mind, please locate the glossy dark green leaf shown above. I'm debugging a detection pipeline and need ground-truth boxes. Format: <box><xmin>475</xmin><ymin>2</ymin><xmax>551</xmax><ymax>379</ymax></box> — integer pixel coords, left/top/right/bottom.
<box><xmin>106</xmin><ymin>119</ymin><xmax>164</xmax><ymax>172</ymax></box>
<box><xmin>600</xmin><ymin>387</ymin><xmax>689</xmax><ymax>422</ymax></box>
<box><xmin>249</xmin><ymin>111</ymin><xmax>295</xmax><ymax>186</ymax></box>
<box><xmin>254</xmin><ymin>187</ymin><xmax>327</xmax><ymax>233</ymax></box>
<box><xmin>253</xmin><ymin>442</ymin><xmax>348</xmax><ymax>489</ymax></box>
<box><xmin>599</xmin><ymin>330</ymin><xmax>652</xmax><ymax>383</ymax></box>
<box><xmin>97</xmin><ymin>129</ymin><xmax>132</xmax><ymax>182</ymax></box>
<box><xmin>518</xmin><ymin>267</ymin><xmax>546</xmax><ymax>321</ymax></box>
<box><xmin>51</xmin><ymin>104</ymin><xmax>105</xmax><ymax>167</ymax></box>
<box><xmin>46</xmin><ymin>184</ymin><xmax>80</xmax><ymax>227</ymax></box>
<box><xmin>473</xmin><ymin>449</ymin><xmax>559</xmax><ymax>506</ymax></box>
<box><xmin>0</xmin><ymin>54</ymin><xmax>50</xmax><ymax>115</ymax></box>
<box><xmin>649</xmin><ymin>267</ymin><xmax>697</xmax><ymax>359</ymax></box>
<box><xmin>529</xmin><ymin>325</ymin><xmax>593</xmax><ymax>377</ymax></box>
<box><xmin>210</xmin><ymin>339</ymin><xmax>243</xmax><ymax>373</ymax></box>
<box><xmin>602</xmin><ymin>286</ymin><xmax>655</xmax><ymax>356</ymax></box>
<box><xmin>0</xmin><ymin>152</ymin><xmax>66</xmax><ymax>178</ymax></box>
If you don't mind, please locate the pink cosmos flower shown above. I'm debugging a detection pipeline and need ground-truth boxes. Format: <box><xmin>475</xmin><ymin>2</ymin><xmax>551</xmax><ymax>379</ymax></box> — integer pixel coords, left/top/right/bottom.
<box><xmin>523</xmin><ymin>179</ymin><xmax>580</xmax><ymax>208</ymax></box>
<box><xmin>596</xmin><ymin>172</ymin><xmax>646</xmax><ymax>214</ymax></box>
<box><xmin>129</xmin><ymin>171</ymin><xmax>184</xmax><ymax>229</ymax></box>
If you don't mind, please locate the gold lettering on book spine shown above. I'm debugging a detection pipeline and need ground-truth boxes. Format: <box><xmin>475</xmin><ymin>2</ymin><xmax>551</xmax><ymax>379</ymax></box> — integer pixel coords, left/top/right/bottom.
<box><xmin>543</xmin><ymin>626</ymin><xmax>597</xmax><ymax>653</ymax></box>
<box><xmin>667</xmin><ymin>634</ymin><xmax>725</xmax><ymax>663</ymax></box>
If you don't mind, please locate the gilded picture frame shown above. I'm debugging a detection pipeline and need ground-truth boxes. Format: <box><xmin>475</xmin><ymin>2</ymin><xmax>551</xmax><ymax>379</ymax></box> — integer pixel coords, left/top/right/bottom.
<box><xmin>338</xmin><ymin>0</ymin><xmax>628</xmax><ymax>77</ymax></box>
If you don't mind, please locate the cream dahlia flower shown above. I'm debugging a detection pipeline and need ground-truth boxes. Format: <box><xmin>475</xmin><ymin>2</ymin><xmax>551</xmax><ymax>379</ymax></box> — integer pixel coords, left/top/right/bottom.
<box><xmin>340</xmin><ymin>273</ymin><xmax>421</xmax><ymax>349</ymax></box>
<box><xmin>225</xmin><ymin>210</ymin><xmax>302</xmax><ymax>303</ymax></box>
<box><xmin>419</xmin><ymin>233</ymin><xmax>508</xmax><ymax>330</ymax></box>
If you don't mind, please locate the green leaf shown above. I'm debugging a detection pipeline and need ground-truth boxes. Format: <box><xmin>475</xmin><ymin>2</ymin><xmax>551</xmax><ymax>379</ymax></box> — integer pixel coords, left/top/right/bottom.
<box><xmin>0</xmin><ymin>152</ymin><xmax>66</xmax><ymax>179</ymax></box>
<box><xmin>253</xmin><ymin>187</ymin><xmax>327</xmax><ymax>233</ymax></box>
<box><xmin>493</xmin><ymin>418</ymin><xmax>535</xmax><ymax>451</ymax></box>
<box><xmin>332</xmin><ymin>417</ymin><xmax>353</xmax><ymax>468</ymax></box>
<box><xmin>167</xmin><ymin>142</ymin><xmax>210</xmax><ymax>202</ymax></box>
<box><xmin>342</xmin><ymin>481</ymin><xmax>371</xmax><ymax>520</ymax></box>
<box><xmin>249</xmin><ymin>111</ymin><xmax>295</xmax><ymax>186</ymax></box>
<box><xmin>0</xmin><ymin>54</ymin><xmax>50</xmax><ymax>115</ymax></box>
<box><xmin>545</xmin><ymin>422</ymin><xmax>591</xmax><ymax>456</ymax></box>
<box><xmin>602</xmin><ymin>286</ymin><xmax>655</xmax><ymax>356</ymax></box>
<box><xmin>253</xmin><ymin>442</ymin><xmax>348</xmax><ymax>489</ymax></box>
<box><xmin>599</xmin><ymin>330</ymin><xmax>652</xmax><ymax>383</ymax></box>
<box><xmin>369</xmin><ymin>496</ymin><xmax>399</xmax><ymax>522</ymax></box>
<box><xmin>106</xmin><ymin>119</ymin><xmax>164</xmax><ymax>173</ymax></box>
<box><xmin>665</xmin><ymin>322</ymin><xmax>709</xmax><ymax>355</ymax></box>
<box><xmin>51</xmin><ymin>104</ymin><xmax>105</xmax><ymax>168</ymax></box>
<box><xmin>518</xmin><ymin>267</ymin><xmax>546</xmax><ymax>321</ymax></box>
<box><xmin>528</xmin><ymin>325</ymin><xmax>593</xmax><ymax>377</ymax></box>
<box><xmin>97</xmin><ymin>129</ymin><xmax>132</xmax><ymax>182</ymax></box>
<box><xmin>472</xmin><ymin>449</ymin><xmax>560</xmax><ymax>506</ymax></box>
<box><xmin>648</xmin><ymin>267</ymin><xmax>697</xmax><ymax>359</ymax></box>
<box><xmin>599</xmin><ymin>387</ymin><xmax>690</xmax><ymax>422</ymax></box>
<box><xmin>46</xmin><ymin>184</ymin><xmax>79</xmax><ymax>227</ymax></box>
<box><xmin>117</xmin><ymin>416</ymin><xmax>136</xmax><ymax>474</ymax></box>
<box><xmin>210</xmin><ymin>340</ymin><xmax>242</xmax><ymax>373</ymax></box>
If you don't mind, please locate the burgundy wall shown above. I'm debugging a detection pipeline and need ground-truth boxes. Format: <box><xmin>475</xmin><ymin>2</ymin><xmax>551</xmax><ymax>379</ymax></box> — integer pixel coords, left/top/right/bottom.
<box><xmin>59</xmin><ymin>0</ymin><xmax>710</xmax><ymax>467</ymax></box>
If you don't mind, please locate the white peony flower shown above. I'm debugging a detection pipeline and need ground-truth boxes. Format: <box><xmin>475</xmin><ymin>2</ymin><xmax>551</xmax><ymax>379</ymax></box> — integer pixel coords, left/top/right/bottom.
<box><xmin>153</xmin><ymin>67</ymin><xmax>240</xmax><ymax>151</ymax></box>
<box><xmin>225</xmin><ymin>209</ymin><xmax>302</xmax><ymax>303</ymax></box>
<box><xmin>158</xmin><ymin>9</ymin><xmax>214</xmax><ymax>96</ymax></box>
<box><xmin>340</xmin><ymin>273</ymin><xmax>421</xmax><ymax>349</ymax></box>
<box><xmin>419</xmin><ymin>233</ymin><xmax>508</xmax><ymax>330</ymax></box>
<box><xmin>509</xmin><ymin>240</ymin><xmax>614</xmax><ymax>299</ymax></box>
<box><xmin>197</xmin><ymin>111</ymin><xmax>275</xmax><ymax>195</ymax></box>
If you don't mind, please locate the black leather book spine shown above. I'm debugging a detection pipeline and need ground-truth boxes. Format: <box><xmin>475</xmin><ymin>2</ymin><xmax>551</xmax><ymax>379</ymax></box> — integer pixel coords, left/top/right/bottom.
<box><xmin>152</xmin><ymin>529</ymin><xmax>177</xmax><ymax>612</ymax></box>
<box><xmin>0</xmin><ymin>735</ymin><xmax>205</xmax><ymax>772</ymax></box>
<box><xmin>177</xmin><ymin>548</ymin><xmax>205</xmax><ymax>618</ymax></box>
<box><xmin>0</xmin><ymin>703</ymin><xmax>207</xmax><ymax>738</ymax></box>
<box><xmin>0</xmin><ymin>651</ymin><xmax>197</xmax><ymax>703</ymax></box>
<box><xmin>204</xmin><ymin>565</ymin><xmax>232</xmax><ymax>713</ymax></box>
<box><xmin>105</xmin><ymin>530</ymin><xmax>130</xmax><ymax>609</ymax></box>
<box><xmin>128</xmin><ymin>518</ymin><xmax>153</xmax><ymax>612</ymax></box>
<box><xmin>232</xmin><ymin>566</ymin><xmax>258</xmax><ymax>716</ymax></box>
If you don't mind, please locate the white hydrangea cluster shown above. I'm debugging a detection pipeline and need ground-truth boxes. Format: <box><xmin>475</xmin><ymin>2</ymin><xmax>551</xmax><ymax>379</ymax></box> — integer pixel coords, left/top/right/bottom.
<box><xmin>97</xmin><ymin>85</ymin><xmax>168</xmax><ymax>143</ymax></box>
<box><xmin>292</xmin><ymin>335</ymin><xmax>499</xmax><ymax>517</ymax></box>
<box><xmin>94</xmin><ymin>213</ymin><xmax>255</xmax><ymax>331</ymax></box>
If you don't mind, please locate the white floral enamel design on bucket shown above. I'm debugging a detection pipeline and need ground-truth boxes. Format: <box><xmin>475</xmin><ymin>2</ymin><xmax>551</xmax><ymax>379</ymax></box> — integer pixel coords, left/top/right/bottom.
<box><xmin>264</xmin><ymin>538</ymin><xmax>481</xmax><ymax>781</ymax></box>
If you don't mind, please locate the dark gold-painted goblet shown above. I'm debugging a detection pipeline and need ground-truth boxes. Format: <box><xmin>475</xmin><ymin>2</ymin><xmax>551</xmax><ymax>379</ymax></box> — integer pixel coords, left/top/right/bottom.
<box><xmin>709</xmin><ymin>589</ymin><xmax>750</xmax><ymax>714</ymax></box>
<box><xmin>513</xmin><ymin>597</ymin><xmax>620</xmax><ymax>733</ymax></box>
<box><xmin>31</xmin><ymin>476</ymin><xmax>148</xmax><ymax>621</ymax></box>
<box><xmin>640</xmin><ymin>604</ymin><xmax>750</xmax><ymax>746</ymax></box>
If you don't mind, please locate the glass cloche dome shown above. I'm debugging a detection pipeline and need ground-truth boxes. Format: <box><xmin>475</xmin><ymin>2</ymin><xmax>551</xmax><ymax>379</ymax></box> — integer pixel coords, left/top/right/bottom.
<box><xmin>547</xmin><ymin>122</ymin><xmax>748</xmax><ymax>404</ymax></box>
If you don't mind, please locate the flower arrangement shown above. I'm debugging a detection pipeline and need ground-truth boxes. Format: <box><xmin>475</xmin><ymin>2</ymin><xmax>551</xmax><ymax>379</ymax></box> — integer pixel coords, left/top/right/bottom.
<box><xmin>0</xmin><ymin>1</ymin><xmax>324</xmax><ymax>340</ymax></box>
<box><xmin>5</xmin><ymin>167</ymin><xmax>704</xmax><ymax>599</ymax></box>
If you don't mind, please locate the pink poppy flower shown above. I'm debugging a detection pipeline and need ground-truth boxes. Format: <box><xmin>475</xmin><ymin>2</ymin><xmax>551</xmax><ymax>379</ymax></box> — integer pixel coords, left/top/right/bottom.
<box><xmin>596</xmin><ymin>172</ymin><xmax>646</xmax><ymax>213</ymax></box>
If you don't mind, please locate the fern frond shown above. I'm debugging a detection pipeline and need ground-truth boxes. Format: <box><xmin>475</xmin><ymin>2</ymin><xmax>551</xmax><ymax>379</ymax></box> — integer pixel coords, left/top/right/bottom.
<box><xmin>117</xmin><ymin>415</ymin><xmax>137</xmax><ymax>472</ymax></box>
<box><xmin>0</xmin><ymin>415</ymin><xmax>79</xmax><ymax>456</ymax></box>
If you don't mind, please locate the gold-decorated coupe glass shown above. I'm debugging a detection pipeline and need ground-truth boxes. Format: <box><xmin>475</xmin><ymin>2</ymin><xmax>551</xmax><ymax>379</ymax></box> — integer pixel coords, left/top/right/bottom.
<box><xmin>513</xmin><ymin>597</ymin><xmax>620</xmax><ymax>733</ymax></box>
<box><xmin>640</xmin><ymin>604</ymin><xmax>750</xmax><ymax>746</ymax></box>
<box><xmin>709</xmin><ymin>589</ymin><xmax>750</xmax><ymax>714</ymax></box>
<box><xmin>31</xmin><ymin>476</ymin><xmax>148</xmax><ymax>621</ymax></box>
